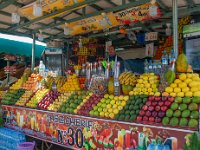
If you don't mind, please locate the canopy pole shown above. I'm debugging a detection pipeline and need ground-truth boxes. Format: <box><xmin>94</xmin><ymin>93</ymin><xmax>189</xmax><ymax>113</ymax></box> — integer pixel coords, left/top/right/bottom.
<box><xmin>173</xmin><ymin>0</ymin><xmax>178</xmax><ymax>58</ymax></box>
<box><xmin>31</xmin><ymin>33</ymin><xmax>36</xmax><ymax>72</ymax></box>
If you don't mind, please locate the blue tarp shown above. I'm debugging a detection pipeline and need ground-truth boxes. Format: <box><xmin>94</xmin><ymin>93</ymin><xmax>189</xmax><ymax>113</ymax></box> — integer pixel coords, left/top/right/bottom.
<box><xmin>0</xmin><ymin>38</ymin><xmax>45</xmax><ymax>57</ymax></box>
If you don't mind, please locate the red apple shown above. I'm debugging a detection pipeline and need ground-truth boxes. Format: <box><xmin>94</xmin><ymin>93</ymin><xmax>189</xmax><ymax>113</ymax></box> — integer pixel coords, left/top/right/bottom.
<box><xmin>168</xmin><ymin>96</ymin><xmax>174</xmax><ymax>102</ymax></box>
<box><xmin>161</xmin><ymin>106</ymin><xmax>168</xmax><ymax>112</ymax></box>
<box><xmin>158</xmin><ymin>101</ymin><xmax>164</xmax><ymax>106</ymax></box>
<box><xmin>148</xmin><ymin>96</ymin><xmax>155</xmax><ymax>101</ymax></box>
<box><xmin>136</xmin><ymin>116</ymin><xmax>143</xmax><ymax>121</ymax></box>
<box><xmin>148</xmin><ymin>106</ymin><xmax>154</xmax><ymax>111</ymax></box>
<box><xmin>152</xmin><ymin>101</ymin><xmax>158</xmax><ymax>106</ymax></box>
<box><xmin>155</xmin><ymin>117</ymin><xmax>162</xmax><ymax>123</ymax></box>
<box><xmin>155</xmin><ymin>106</ymin><xmax>161</xmax><ymax>111</ymax></box>
<box><xmin>143</xmin><ymin>116</ymin><xmax>149</xmax><ymax>121</ymax></box>
<box><xmin>142</xmin><ymin>105</ymin><xmax>148</xmax><ymax>111</ymax></box>
<box><xmin>152</xmin><ymin>111</ymin><xmax>158</xmax><ymax>117</ymax></box>
<box><xmin>164</xmin><ymin>101</ymin><xmax>171</xmax><ymax>107</ymax></box>
<box><xmin>139</xmin><ymin>110</ymin><xmax>145</xmax><ymax>116</ymax></box>
<box><xmin>162</xmin><ymin>96</ymin><xmax>168</xmax><ymax>101</ymax></box>
<box><xmin>44</xmin><ymin>105</ymin><xmax>48</xmax><ymax>109</ymax></box>
<box><xmin>158</xmin><ymin>111</ymin><xmax>165</xmax><ymax>118</ymax></box>
<box><xmin>145</xmin><ymin>111</ymin><xmax>152</xmax><ymax>117</ymax></box>
<box><xmin>149</xmin><ymin>117</ymin><xmax>155</xmax><ymax>122</ymax></box>
<box><xmin>146</xmin><ymin>101</ymin><xmax>152</xmax><ymax>106</ymax></box>
<box><xmin>155</xmin><ymin>97</ymin><xmax>161</xmax><ymax>101</ymax></box>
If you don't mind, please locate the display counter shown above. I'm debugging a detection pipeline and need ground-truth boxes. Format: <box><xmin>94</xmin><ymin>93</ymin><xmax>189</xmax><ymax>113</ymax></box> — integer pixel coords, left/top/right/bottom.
<box><xmin>2</xmin><ymin>105</ymin><xmax>195</xmax><ymax>150</ymax></box>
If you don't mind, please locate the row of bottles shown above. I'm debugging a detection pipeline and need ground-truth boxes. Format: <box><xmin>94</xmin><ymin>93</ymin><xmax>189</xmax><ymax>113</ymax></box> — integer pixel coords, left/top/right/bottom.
<box><xmin>144</xmin><ymin>50</ymin><xmax>176</xmax><ymax>74</ymax></box>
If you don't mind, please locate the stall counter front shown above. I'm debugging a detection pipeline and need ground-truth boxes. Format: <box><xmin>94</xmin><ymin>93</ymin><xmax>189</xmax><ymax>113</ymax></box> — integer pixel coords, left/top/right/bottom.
<box><xmin>2</xmin><ymin>105</ymin><xmax>194</xmax><ymax>150</ymax></box>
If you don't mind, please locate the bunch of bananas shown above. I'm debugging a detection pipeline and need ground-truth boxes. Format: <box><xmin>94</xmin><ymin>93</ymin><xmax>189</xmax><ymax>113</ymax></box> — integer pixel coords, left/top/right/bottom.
<box><xmin>119</xmin><ymin>72</ymin><xmax>137</xmax><ymax>86</ymax></box>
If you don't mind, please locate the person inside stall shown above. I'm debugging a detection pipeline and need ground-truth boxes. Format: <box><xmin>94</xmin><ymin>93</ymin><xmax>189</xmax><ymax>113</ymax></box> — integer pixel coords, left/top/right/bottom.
<box><xmin>107</xmin><ymin>45</ymin><xmax>124</xmax><ymax>74</ymax></box>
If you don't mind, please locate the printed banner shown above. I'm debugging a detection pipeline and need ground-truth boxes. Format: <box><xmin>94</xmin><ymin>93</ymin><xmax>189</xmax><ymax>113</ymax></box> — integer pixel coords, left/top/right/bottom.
<box><xmin>2</xmin><ymin>105</ymin><xmax>192</xmax><ymax>149</ymax></box>
<box><xmin>18</xmin><ymin>0</ymin><xmax>85</xmax><ymax>20</ymax></box>
<box><xmin>64</xmin><ymin>12</ymin><xmax>119</xmax><ymax>35</ymax></box>
<box><xmin>115</xmin><ymin>3</ymin><xmax>162</xmax><ymax>24</ymax></box>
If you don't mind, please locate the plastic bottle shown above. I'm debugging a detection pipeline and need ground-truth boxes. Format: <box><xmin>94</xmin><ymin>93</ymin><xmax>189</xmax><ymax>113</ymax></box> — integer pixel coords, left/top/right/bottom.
<box><xmin>144</xmin><ymin>59</ymin><xmax>149</xmax><ymax>73</ymax></box>
<box><xmin>148</xmin><ymin>60</ymin><xmax>153</xmax><ymax>73</ymax></box>
<box><xmin>39</xmin><ymin>60</ymin><xmax>45</xmax><ymax>76</ymax></box>
<box><xmin>153</xmin><ymin>60</ymin><xmax>157</xmax><ymax>74</ymax></box>
<box><xmin>162</xmin><ymin>50</ymin><xmax>168</xmax><ymax>65</ymax></box>
<box><xmin>169</xmin><ymin>49</ymin><xmax>175</xmax><ymax>65</ymax></box>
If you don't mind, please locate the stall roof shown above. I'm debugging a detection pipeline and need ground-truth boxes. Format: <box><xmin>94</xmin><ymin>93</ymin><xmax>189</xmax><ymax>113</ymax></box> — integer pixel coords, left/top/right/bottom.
<box><xmin>0</xmin><ymin>0</ymin><xmax>200</xmax><ymax>43</ymax></box>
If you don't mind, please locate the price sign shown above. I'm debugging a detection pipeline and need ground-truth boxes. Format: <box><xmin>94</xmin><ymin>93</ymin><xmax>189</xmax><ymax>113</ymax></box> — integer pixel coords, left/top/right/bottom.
<box><xmin>145</xmin><ymin>32</ymin><xmax>158</xmax><ymax>41</ymax></box>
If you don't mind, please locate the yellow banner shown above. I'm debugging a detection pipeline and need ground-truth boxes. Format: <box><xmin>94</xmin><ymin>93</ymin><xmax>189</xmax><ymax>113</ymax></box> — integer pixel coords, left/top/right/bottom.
<box><xmin>64</xmin><ymin>12</ymin><xmax>119</xmax><ymax>35</ymax></box>
<box><xmin>19</xmin><ymin>0</ymin><xmax>85</xmax><ymax>20</ymax></box>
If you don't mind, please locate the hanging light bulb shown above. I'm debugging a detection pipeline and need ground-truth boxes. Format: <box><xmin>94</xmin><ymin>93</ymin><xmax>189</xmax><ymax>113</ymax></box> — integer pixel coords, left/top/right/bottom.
<box><xmin>38</xmin><ymin>30</ymin><xmax>43</xmax><ymax>41</ymax></box>
<box><xmin>64</xmin><ymin>23</ymin><xmax>70</xmax><ymax>35</ymax></box>
<box><xmin>33</xmin><ymin>0</ymin><xmax>43</xmax><ymax>17</ymax></box>
<box><xmin>166</xmin><ymin>23</ymin><xmax>172</xmax><ymax>36</ymax></box>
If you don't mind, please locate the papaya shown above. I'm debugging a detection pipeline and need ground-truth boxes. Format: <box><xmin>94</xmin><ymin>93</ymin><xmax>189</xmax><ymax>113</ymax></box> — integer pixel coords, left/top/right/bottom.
<box><xmin>122</xmin><ymin>85</ymin><xmax>133</xmax><ymax>95</ymax></box>
<box><xmin>176</xmin><ymin>53</ymin><xmax>188</xmax><ymax>73</ymax></box>
<box><xmin>108</xmin><ymin>78</ymin><xmax>114</xmax><ymax>94</ymax></box>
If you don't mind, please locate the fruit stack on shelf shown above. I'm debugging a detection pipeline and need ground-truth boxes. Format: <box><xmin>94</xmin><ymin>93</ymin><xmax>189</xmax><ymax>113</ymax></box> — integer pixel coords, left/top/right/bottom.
<box><xmin>15</xmin><ymin>90</ymin><xmax>35</xmax><ymax>106</ymax></box>
<box><xmin>1</xmin><ymin>90</ymin><xmax>25</xmax><ymax>105</ymax></box>
<box><xmin>22</xmin><ymin>74</ymin><xmax>42</xmax><ymax>90</ymax></box>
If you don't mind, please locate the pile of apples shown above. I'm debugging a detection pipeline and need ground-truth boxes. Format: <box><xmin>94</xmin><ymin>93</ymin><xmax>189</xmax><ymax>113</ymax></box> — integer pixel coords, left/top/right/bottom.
<box><xmin>38</xmin><ymin>91</ymin><xmax>60</xmax><ymax>110</ymax></box>
<box><xmin>137</xmin><ymin>96</ymin><xmax>174</xmax><ymax>124</ymax></box>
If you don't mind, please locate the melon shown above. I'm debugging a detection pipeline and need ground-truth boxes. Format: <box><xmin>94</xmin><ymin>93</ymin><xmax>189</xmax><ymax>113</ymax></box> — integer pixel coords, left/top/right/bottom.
<box><xmin>122</xmin><ymin>85</ymin><xmax>133</xmax><ymax>95</ymax></box>
<box><xmin>176</xmin><ymin>53</ymin><xmax>188</xmax><ymax>73</ymax></box>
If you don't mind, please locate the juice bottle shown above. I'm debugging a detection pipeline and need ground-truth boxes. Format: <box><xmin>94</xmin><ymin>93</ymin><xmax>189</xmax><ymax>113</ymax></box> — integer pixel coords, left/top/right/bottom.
<box><xmin>125</xmin><ymin>130</ymin><xmax>131</xmax><ymax>149</ymax></box>
<box><xmin>118</xmin><ymin>131</ymin><xmax>124</xmax><ymax>148</ymax></box>
<box><xmin>30</xmin><ymin>117</ymin><xmax>35</xmax><ymax>130</ymax></box>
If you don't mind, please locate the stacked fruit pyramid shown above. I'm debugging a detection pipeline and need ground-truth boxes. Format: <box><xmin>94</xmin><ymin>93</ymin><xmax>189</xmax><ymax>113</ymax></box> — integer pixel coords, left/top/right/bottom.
<box><xmin>15</xmin><ymin>90</ymin><xmax>35</xmax><ymax>106</ymax></box>
<box><xmin>130</xmin><ymin>73</ymin><xmax>160</xmax><ymax>96</ymax></box>
<box><xmin>164</xmin><ymin>73</ymin><xmax>200</xmax><ymax>97</ymax></box>
<box><xmin>1</xmin><ymin>90</ymin><xmax>25</xmax><ymax>105</ymax></box>
<box><xmin>162</xmin><ymin>96</ymin><xmax>200</xmax><ymax>128</ymax></box>
<box><xmin>48</xmin><ymin>92</ymin><xmax>72</xmax><ymax>112</ymax></box>
<box><xmin>137</xmin><ymin>96</ymin><xmax>174</xmax><ymax>124</ymax></box>
<box><xmin>59</xmin><ymin>91</ymin><xmax>90</xmax><ymax>114</ymax></box>
<box><xmin>22</xmin><ymin>74</ymin><xmax>42</xmax><ymax>90</ymax></box>
<box><xmin>26</xmin><ymin>89</ymin><xmax>49</xmax><ymax>108</ymax></box>
<box><xmin>115</xmin><ymin>95</ymin><xmax>148</xmax><ymax>121</ymax></box>
<box><xmin>58</xmin><ymin>74</ymin><xmax>80</xmax><ymax>92</ymax></box>
<box><xmin>10</xmin><ymin>76</ymin><xmax>27</xmax><ymax>90</ymax></box>
<box><xmin>90</xmin><ymin>94</ymin><xmax>129</xmax><ymax>119</ymax></box>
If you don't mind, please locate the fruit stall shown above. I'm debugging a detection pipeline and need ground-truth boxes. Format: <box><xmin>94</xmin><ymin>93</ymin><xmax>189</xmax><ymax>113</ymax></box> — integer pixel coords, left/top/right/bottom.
<box><xmin>1</xmin><ymin>0</ymin><xmax>200</xmax><ymax>150</ymax></box>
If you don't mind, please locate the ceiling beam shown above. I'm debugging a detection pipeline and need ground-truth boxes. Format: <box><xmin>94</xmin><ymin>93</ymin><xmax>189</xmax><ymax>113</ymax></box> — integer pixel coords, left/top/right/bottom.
<box><xmin>90</xmin><ymin>4</ymin><xmax>104</xmax><ymax>11</ymax></box>
<box><xmin>0</xmin><ymin>0</ymin><xmax>15</xmax><ymax>9</ymax></box>
<box><xmin>105</xmin><ymin>0</ymin><xmax>118</xmax><ymax>6</ymax></box>
<box><xmin>156</xmin><ymin>0</ymin><xmax>169</xmax><ymax>12</ymax></box>
<box><xmin>8</xmin><ymin>0</ymin><xmax>100</xmax><ymax>31</ymax></box>
<box><xmin>0</xmin><ymin>20</ymin><xmax>11</xmax><ymax>26</ymax></box>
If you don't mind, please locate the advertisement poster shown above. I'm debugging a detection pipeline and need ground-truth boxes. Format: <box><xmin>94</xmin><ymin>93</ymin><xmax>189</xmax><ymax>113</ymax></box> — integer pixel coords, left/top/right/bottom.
<box><xmin>64</xmin><ymin>12</ymin><xmax>119</xmax><ymax>35</ymax></box>
<box><xmin>2</xmin><ymin>105</ymin><xmax>192</xmax><ymax>150</ymax></box>
<box><xmin>18</xmin><ymin>0</ymin><xmax>85</xmax><ymax>20</ymax></box>
<box><xmin>115</xmin><ymin>3</ymin><xmax>161</xmax><ymax>24</ymax></box>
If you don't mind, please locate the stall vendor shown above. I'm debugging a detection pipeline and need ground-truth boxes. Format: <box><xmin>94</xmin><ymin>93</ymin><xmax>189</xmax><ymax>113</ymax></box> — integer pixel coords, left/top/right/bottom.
<box><xmin>107</xmin><ymin>45</ymin><xmax>124</xmax><ymax>73</ymax></box>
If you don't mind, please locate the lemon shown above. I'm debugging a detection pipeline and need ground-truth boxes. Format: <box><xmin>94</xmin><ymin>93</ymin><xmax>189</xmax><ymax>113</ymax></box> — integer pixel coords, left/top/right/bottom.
<box><xmin>187</xmin><ymin>74</ymin><xmax>193</xmax><ymax>78</ymax></box>
<box><xmin>129</xmin><ymin>91</ymin><xmax>134</xmax><ymax>96</ymax></box>
<box><xmin>142</xmin><ymin>88</ymin><xmax>147</xmax><ymax>92</ymax></box>
<box><xmin>149</xmin><ymin>92</ymin><xmax>154</xmax><ymax>96</ymax></box>
<box><xmin>140</xmin><ymin>84</ymin><xmax>144</xmax><ymax>88</ymax></box>
<box><xmin>107</xmin><ymin>104</ymin><xmax>112</xmax><ymax>109</ymax></box>
<box><xmin>170</xmin><ymin>83</ymin><xmax>177</xmax><ymax>88</ymax></box>
<box><xmin>104</xmin><ymin>112</ymin><xmax>109</xmax><ymax>117</ymax></box>
<box><xmin>121</xmin><ymin>101</ymin><xmax>126</xmax><ymax>107</ymax></box>
<box><xmin>108</xmin><ymin>108</ymin><xmax>113</xmax><ymax>113</ymax></box>
<box><xmin>119</xmin><ymin>95</ymin><xmax>124</xmax><ymax>100</ymax></box>
<box><xmin>174</xmin><ymin>87</ymin><xmax>181</xmax><ymax>93</ymax></box>
<box><xmin>179</xmin><ymin>82</ymin><xmax>187</xmax><ymax>88</ymax></box>
<box><xmin>113</xmin><ymin>109</ymin><xmax>119</xmax><ymax>115</ymax></box>
<box><xmin>109</xmin><ymin>113</ymin><xmax>115</xmax><ymax>119</ymax></box>
<box><xmin>74</xmin><ymin>109</ymin><xmax>78</xmax><ymax>114</ymax></box>
<box><xmin>110</xmin><ymin>100</ymin><xmax>116</xmax><ymax>105</ymax></box>
<box><xmin>191</xmin><ymin>87</ymin><xmax>198</xmax><ymax>92</ymax></box>
<box><xmin>177</xmin><ymin>92</ymin><xmax>184</xmax><ymax>97</ymax></box>
<box><xmin>154</xmin><ymin>92</ymin><xmax>161</xmax><ymax>96</ymax></box>
<box><xmin>182</xmin><ymin>87</ymin><xmax>190</xmax><ymax>93</ymax></box>
<box><xmin>77</xmin><ymin>106</ymin><xmax>81</xmax><ymax>110</ymax></box>
<box><xmin>185</xmin><ymin>78</ymin><xmax>192</xmax><ymax>84</ymax></box>
<box><xmin>185</xmin><ymin>91</ymin><xmax>193</xmax><ymax>97</ymax></box>
<box><xmin>123</xmin><ymin>96</ymin><xmax>129</xmax><ymax>101</ymax></box>
<box><xmin>100</xmin><ymin>112</ymin><xmax>105</xmax><ymax>117</ymax></box>
<box><xmin>179</xmin><ymin>74</ymin><xmax>187</xmax><ymax>81</ymax></box>
<box><xmin>174</xmin><ymin>79</ymin><xmax>181</xmax><ymax>84</ymax></box>
<box><xmin>112</xmin><ymin>104</ymin><xmax>118</xmax><ymax>109</ymax></box>
<box><xmin>103</xmin><ymin>108</ymin><xmax>108</xmax><ymax>112</ymax></box>
<box><xmin>189</xmin><ymin>81</ymin><xmax>198</xmax><ymax>87</ymax></box>
<box><xmin>165</xmin><ymin>87</ymin><xmax>173</xmax><ymax>93</ymax></box>
<box><xmin>170</xmin><ymin>92</ymin><xmax>176</xmax><ymax>97</ymax></box>
<box><xmin>114</xmin><ymin>96</ymin><xmax>119</xmax><ymax>101</ymax></box>
<box><xmin>118</xmin><ymin>106</ymin><xmax>123</xmax><ymax>110</ymax></box>
<box><xmin>151</xmin><ymin>84</ymin><xmax>157</xmax><ymax>89</ymax></box>
<box><xmin>137</xmin><ymin>79</ymin><xmax>143</xmax><ymax>83</ymax></box>
<box><xmin>193</xmin><ymin>91</ymin><xmax>200</xmax><ymax>97</ymax></box>
<box><xmin>148</xmin><ymin>88</ymin><xmax>152</xmax><ymax>92</ymax></box>
<box><xmin>145</xmin><ymin>83</ymin><xmax>151</xmax><ymax>88</ymax></box>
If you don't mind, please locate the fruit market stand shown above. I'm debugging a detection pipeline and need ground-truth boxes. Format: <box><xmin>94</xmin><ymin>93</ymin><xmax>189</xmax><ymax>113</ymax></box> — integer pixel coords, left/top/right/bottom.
<box><xmin>1</xmin><ymin>0</ymin><xmax>200</xmax><ymax>150</ymax></box>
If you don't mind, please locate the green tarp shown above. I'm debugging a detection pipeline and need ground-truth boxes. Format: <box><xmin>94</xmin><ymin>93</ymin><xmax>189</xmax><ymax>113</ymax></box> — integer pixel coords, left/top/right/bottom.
<box><xmin>0</xmin><ymin>38</ymin><xmax>45</xmax><ymax>57</ymax></box>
